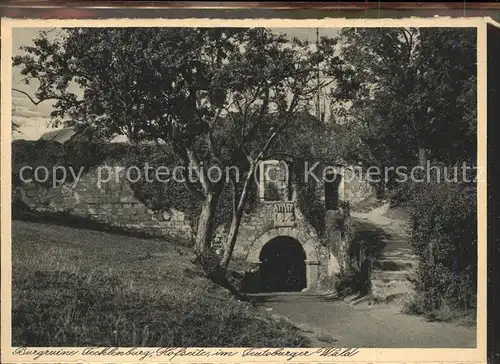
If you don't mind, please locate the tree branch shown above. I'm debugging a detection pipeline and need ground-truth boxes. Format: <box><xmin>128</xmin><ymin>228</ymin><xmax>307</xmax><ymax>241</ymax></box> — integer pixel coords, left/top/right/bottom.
<box><xmin>228</xmin><ymin>173</ymin><xmax>238</xmax><ymax>216</ymax></box>
<box><xmin>247</xmin><ymin>86</ymin><xmax>270</xmax><ymax>127</ymax></box>
<box><xmin>254</xmin><ymin>92</ymin><xmax>299</xmax><ymax>164</ymax></box>
<box><xmin>12</xmin><ymin>88</ymin><xmax>83</xmax><ymax>108</ymax></box>
<box><xmin>207</xmin><ymin>108</ymin><xmax>224</xmax><ymax>166</ymax></box>
<box><xmin>401</xmin><ymin>29</ymin><xmax>412</xmax><ymax>64</ymax></box>
<box><xmin>182</xmin><ymin>165</ymin><xmax>207</xmax><ymax>201</ymax></box>
<box><xmin>235</xmin><ymin>163</ymin><xmax>255</xmax><ymax>212</ymax></box>
<box><xmin>12</xmin><ymin>88</ymin><xmax>48</xmax><ymax>105</ymax></box>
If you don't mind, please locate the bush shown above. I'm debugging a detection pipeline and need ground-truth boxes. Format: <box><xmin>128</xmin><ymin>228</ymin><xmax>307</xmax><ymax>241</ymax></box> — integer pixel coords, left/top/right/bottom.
<box><xmin>331</xmin><ymin>216</ymin><xmax>379</xmax><ymax>297</ymax></box>
<box><xmin>12</xmin><ymin>140</ymin><xmax>130</xmax><ymax>187</ymax></box>
<box><xmin>405</xmin><ymin>180</ymin><xmax>477</xmax><ymax>319</ymax></box>
<box><xmin>334</xmin><ymin>225</ymin><xmax>372</xmax><ymax>297</ymax></box>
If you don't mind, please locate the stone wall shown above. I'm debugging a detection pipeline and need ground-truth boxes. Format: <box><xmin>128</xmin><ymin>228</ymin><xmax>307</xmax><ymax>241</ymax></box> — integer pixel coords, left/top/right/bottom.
<box><xmin>14</xmin><ymin>165</ymin><xmax>194</xmax><ymax>244</ymax></box>
<box><xmin>213</xmin><ymin>199</ymin><xmax>343</xmax><ymax>292</ymax></box>
<box><xmin>311</xmin><ymin>164</ymin><xmax>378</xmax><ymax>208</ymax></box>
<box><xmin>342</xmin><ymin>167</ymin><xmax>378</xmax><ymax>204</ymax></box>
<box><xmin>14</xmin><ymin>155</ymin><xmax>350</xmax><ymax>292</ymax></box>
<box><xmin>214</xmin><ymin>202</ymin><xmax>318</xmax><ymax>260</ymax></box>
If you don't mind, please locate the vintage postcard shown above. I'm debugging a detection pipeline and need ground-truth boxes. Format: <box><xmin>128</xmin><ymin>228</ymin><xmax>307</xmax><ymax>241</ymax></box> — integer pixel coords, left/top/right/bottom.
<box><xmin>1</xmin><ymin>15</ymin><xmax>492</xmax><ymax>363</ymax></box>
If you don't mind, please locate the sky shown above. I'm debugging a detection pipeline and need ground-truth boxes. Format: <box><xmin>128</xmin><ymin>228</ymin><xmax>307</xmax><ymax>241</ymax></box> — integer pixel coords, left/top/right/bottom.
<box><xmin>11</xmin><ymin>27</ymin><xmax>340</xmax><ymax>141</ymax></box>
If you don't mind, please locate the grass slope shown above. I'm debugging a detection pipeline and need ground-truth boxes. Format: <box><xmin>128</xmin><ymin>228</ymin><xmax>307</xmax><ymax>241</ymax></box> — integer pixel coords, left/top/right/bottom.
<box><xmin>12</xmin><ymin>220</ymin><xmax>306</xmax><ymax>347</ymax></box>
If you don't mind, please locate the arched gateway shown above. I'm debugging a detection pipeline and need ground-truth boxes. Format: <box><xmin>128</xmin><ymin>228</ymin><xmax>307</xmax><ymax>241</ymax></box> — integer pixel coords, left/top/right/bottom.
<box><xmin>225</xmin><ymin>156</ymin><xmax>352</xmax><ymax>294</ymax></box>
<box><xmin>246</xmin><ymin>227</ymin><xmax>322</xmax><ymax>292</ymax></box>
<box><xmin>259</xmin><ymin>236</ymin><xmax>306</xmax><ymax>292</ymax></box>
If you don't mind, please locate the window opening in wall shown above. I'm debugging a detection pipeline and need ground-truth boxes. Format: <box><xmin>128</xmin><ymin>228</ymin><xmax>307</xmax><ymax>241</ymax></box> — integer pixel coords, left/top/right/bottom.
<box><xmin>324</xmin><ymin>172</ymin><xmax>341</xmax><ymax>210</ymax></box>
<box><xmin>259</xmin><ymin>160</ymin><xmax>289</xmax><ymax>202</ymax></box>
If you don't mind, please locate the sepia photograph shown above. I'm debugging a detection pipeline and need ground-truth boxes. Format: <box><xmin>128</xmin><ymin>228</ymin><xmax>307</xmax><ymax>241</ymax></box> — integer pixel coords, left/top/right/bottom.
<box><xmin>1</xmin><ymin>16</ymin><xmax>489</xmax><ymax>363</ymax></box>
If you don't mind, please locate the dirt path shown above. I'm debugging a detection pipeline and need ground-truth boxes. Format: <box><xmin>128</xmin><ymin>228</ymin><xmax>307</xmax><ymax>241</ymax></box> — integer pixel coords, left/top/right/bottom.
<box><xmin>252</xmin><ymin>293</ymin><xmax>476</xmax><ymax>348</ymax></box>
<box><xmin>251</xmin><ymin>204</ymin><xmax>475</xmax><ymax>348</ymax></box>
<box><xmin>351</xmin><ymin>203</ymin><xmax>409</xmax><ymax>239</ymax></box>
<box><xmin>351</xmin><ymin>203</ymin><xmax>418</xmax><ymax>301</ymax></box>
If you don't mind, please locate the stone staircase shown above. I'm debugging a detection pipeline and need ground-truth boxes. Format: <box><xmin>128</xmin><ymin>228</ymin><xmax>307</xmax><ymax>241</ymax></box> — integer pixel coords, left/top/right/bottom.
<box><xmin>351</xmin><ymin>204</ymin><xmax>418</xmax><ymax>303</ymax></box>
<box><xmin>370</xmin><ymin>236</ymin><xmax>418</xmax><ymax>302</ymax></box>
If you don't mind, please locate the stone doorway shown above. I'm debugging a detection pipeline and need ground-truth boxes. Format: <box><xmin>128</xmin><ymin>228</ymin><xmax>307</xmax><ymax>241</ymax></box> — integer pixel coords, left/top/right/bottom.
<box><xmin>258</xmin><ymin>236</ymin><xmax>307</xmax><ymax>292</ymax></box>
<box><xmin>325</xmin><ymin>172</ymin><xmax>341</xmax><ymax>211</ymax></box>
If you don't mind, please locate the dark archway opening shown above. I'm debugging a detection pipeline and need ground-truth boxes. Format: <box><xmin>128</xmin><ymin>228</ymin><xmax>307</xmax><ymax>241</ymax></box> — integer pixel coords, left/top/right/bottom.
<box><xmin>325</xmin><ymin>172</ymin><xmax>341</xmax><ymax>211</ymax></box>
<box><xmin>258</xmin><ymin>236</ymin><xmax>306</xmax><ymax>292</ymax></box>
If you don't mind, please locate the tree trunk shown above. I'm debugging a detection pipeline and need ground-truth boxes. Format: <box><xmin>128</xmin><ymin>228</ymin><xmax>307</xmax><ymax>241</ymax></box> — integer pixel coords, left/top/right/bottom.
<box><xmin>427</xmin><ymin>238</ymin><xmax>436</xmax><ymax>309</ymax></box>
<box><xmin>220</xmin><ymin>207</ymin><xmax>245</xmax><ymax>269</ymax></box>
<box><xmin>418</xmin><ymin>146</ymin><xmax>427</xmax><ymax>168</ymax></box>
<box><xmin>220</xmin><ymin>165</ymin><xmax>255</xmax><ymax>269</ymax></box>
<box><xmin>192</xmin><ymin>184</ymin><xmax>248</xmax><ymax>302</ymax></box>
<box><xmin>194</xmin><ymin>188</ymin><xmax>222</xmax><ymax>256</ymax></box>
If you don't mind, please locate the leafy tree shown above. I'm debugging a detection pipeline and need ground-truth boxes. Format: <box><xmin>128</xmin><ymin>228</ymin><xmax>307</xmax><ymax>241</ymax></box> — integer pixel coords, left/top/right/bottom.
<box><xmin>327</xmin><ymin>28</ymin><xmax>478</xmax><ymax>314</ymax></box>
<box><xmin>329</xmin><ymin>27</ymin><xmax>477</xmax><ymax>178</ymax></box>
<box><xmin>13</xmin><ymin>28</ymin><xmax>340</xmax><ymax>274</ymax></box>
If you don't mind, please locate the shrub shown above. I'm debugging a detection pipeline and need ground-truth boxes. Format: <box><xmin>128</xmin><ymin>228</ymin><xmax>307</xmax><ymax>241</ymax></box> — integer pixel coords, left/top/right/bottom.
<box><xmin>405</xmin><ymin>180</ymin><xmax>477</xmax><ymax>318</ymax></box>
<box><xmin>330</xmin><ymin>216</ymin><xmax>378</xmax><ymax>297</ymax></box>
<box><xmin>334</xmin><ymin>230</ymin><xmax>371</xmax><ymax>297</ymax></box>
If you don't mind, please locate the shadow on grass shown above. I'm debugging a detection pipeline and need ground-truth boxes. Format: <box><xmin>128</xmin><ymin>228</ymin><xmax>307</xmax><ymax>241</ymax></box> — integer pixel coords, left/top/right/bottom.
<box><xmin>248</xmin><ymin>292</ymin><xmax>342</xmax><ymax>305</ymax></box>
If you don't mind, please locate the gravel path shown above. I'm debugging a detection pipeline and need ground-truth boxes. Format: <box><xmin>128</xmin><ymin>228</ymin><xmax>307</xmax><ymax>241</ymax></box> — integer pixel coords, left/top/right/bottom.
<box><xmin>252</xmin><ymin>293</ymin><xmax>476</xmax><ymax>348</ymax></box>
<box><xmin>251</xmin><ymin>204</ymin><xmax>476</xmax><ymax>348</ymax></box>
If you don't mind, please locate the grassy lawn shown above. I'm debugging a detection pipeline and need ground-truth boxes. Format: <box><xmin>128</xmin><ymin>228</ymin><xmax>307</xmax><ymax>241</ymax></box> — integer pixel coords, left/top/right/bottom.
<box><xmin>11</xmin><ymin>220</ymin><xmax>307</xmax><ymax>347</ymax></box>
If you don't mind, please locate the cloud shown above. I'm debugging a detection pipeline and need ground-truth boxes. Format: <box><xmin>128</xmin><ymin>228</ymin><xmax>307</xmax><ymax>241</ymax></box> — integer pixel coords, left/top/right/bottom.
<box><xmin>11</xmin><ymin>26</ymin><xmax>340</xmax><ymax>140</ymax></box>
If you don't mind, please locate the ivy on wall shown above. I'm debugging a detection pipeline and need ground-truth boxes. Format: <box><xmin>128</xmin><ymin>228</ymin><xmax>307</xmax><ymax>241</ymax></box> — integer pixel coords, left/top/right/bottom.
<box><xmin>12</xmin><ymin>141</ymin><xmax>336</xmax><ymax>242</ymax></box>
<box><xmin>292</xmin><ymin>160</ymin><xmax>326</xmax><ymax>237</ymax></box>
